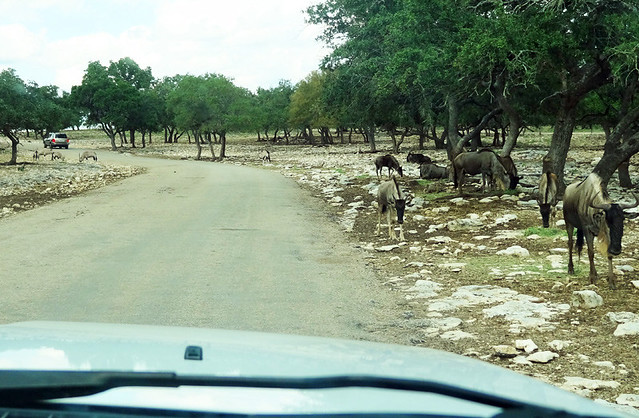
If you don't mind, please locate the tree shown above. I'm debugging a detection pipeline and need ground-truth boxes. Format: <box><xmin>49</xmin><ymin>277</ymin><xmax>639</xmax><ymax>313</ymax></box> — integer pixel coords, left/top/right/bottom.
<box><xmin>71</xmin><ymin>57</ymin><xmax>156</xmax><ymax>150</ymax></box>
<box><xmin>254</xmin><ymin>81</ymin><xmax>294</xmax><ymax>142</ymax></box>
<box><xmin>168</xmin><ymin>74</ymin><xmax>249</xmax><ymax>160</ymax></box>
<box><xmin>289</xmin><ymin>71</ymin><xmax>335</xmax><ymax>145</ymax></box>
<box><xmin>0</xmin><ymin>69</ymin><xmax>33</xmax><ymax>164</ymax></box>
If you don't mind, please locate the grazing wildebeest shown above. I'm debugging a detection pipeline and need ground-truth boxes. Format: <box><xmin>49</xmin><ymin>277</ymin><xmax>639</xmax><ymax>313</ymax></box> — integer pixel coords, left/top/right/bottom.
<box><xmin>79</xmin><ymin>150</ymin><xmax>98</xmax><ymax>162</ymax></box>
<box><xmin>419</xmin><ymin>162</ymin><xmax>449</xmax><ymax>180</ymax></box>
<box><xmin>479</xmin><ymin>149</ymin><xmax>522</xmax><ymax>189</ymax></box>
<box><xmin>374</xmin><ymin>154</ymin><xmax>403</xmax><ymax>179</ymax></box>
<box><xmin>407</xmin><ymin>152</ymin><xmax>431</xmax><ymax>165</ymax></box>
<box><xmin>376</xmin><ymin>177</ymin><xmax>406</xmax><ymax>241</ymax></box>
<box><xmin>452</xmin><ymin>151</ymin><xmax>508</xmax><ymax>194</ymax></box>
<box><xmin>537</xmin><ymin>171</ymin><xmax>558</xmax><ymax>228</ymax></box>
<box><xmin>563</xmin><ymin>173</ymin><xmax>638</xmax><ymax>289</ymax></box>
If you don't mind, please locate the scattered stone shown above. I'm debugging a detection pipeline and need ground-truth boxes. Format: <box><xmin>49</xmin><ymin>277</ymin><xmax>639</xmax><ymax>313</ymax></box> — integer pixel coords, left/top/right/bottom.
<box><xmin>606</xmin><ymin>312</ymin><xmax>639</xmax><ymax>324</ymax></box>
<box><xmin>495</xmin><ymin>213</ymin><xmax>518</xmax><ymax>225</ymax></box>
<box><xmin>613</xmin><ymin>322</ymin><xmax>639</xmax><ymax>337</ymax></box>
<box><xmin>593</xmin><ymin>361</ymin><xmax>615</xmax><ymax>370</ymax></box>
<box><xmin>493</xmin><ymin>345</ymin><xmax>518</xmax><ymax>358</ymax></box>
<box><xmin>441</xmin><ymin>330</ymin><xmax>475</xmax><ymax>340</ymax></box>
<box><xmin>496</xmin><ymin>245</ymin><xmax>530</xmax><ymax>257</ymax></box>
<box><xmin>571</xmin><ymin>290</ymin><xmax>603</xmax><ymax>308</ymax></box>
<box><xmin>548</xmin><ymin>340</ymin><xmax>572</xmax><ymax>351</ymax></box>
<box><xmin>562</xmin><ymin>376</ymin><xmax>620</xmax><ymax>391</ymax></box>
<box><xmin>515</xmin><ymin>339</ymin><xmax>538</xmax><ymax>353</ymax></box>
<box><xmin>632</xmin><ymin>281</ymin><xmax>639</xmax><ymax>289</ymax></box>
<box><xmin>616</xmin><ymin>394</ymin><xmax>639</xmax><ymax>408</ymax></box>
<box><xmin>375</xmin><ymin>244</ymin><xmax>400</xmax><ymax>252</ymax></box>
<box><xmin>450</xmin><ymin>197</ymin><xmax>467</xmax><ymax>206</ymax></box>
<box><xmin>616</xmin><ymin>265</ymin><xmax>634</xmax><ymax>273</ymax></box>
<box><xmin>406</xmin><ymin>280</ymin><xmax>442</xmax><ymax>299</ymax></box>
<box><xmin>527</xmin><ymin>351</ymin><xmax>559</xmax><ymax>363</ymax></box>
<box><xmin>439</xmin><ymin>262</ymin><xmax>466</xmax><ymax>270</ymax></box>
<box><xmin>427</xmin><ymin>236</ymin><xmax>454</xmax><ymax>244</ymax></box>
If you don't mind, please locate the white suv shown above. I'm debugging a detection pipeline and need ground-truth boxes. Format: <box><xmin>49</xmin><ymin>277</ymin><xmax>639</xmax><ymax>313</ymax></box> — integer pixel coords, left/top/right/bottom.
<box><xmin>43</xmin><ymin>132</ymin><xmax>69</xmax><ymax>149</ymax></box>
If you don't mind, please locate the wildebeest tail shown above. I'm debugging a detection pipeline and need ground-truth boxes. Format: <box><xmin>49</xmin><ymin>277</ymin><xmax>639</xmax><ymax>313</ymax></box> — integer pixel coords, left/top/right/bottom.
<box><xmin>576</xmin><ymin>229</ymin><xmax>584</xmax><ymax>258</ymax></box>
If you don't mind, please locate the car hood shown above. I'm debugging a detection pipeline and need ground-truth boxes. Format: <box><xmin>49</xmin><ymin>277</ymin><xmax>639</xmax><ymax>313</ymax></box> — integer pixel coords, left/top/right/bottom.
<box><xmin>0</xmin><ymin>321</ymin><xmax>629</xmax><ymax>416</ymax></box>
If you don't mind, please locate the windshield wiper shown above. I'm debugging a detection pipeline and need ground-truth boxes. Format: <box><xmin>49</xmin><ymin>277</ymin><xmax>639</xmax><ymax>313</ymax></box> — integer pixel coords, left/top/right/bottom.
<box><xmin>0</xmin><ymin>371</ymin><xmax>608</xmax><ymax>417</ymax></box>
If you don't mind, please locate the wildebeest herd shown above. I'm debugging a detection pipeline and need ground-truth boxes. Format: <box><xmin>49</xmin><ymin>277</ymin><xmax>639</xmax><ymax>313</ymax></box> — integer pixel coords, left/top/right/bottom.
<box><xmin>373</xmin><ymin>150</ymin><xmax>638</xmax><ymax>290</ymax></box>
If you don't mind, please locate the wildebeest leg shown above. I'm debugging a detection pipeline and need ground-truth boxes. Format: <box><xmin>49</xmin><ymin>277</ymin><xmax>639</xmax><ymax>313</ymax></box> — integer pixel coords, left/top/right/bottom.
<box><xmin>376</xmin><ymin>208</ymin><xmax>382</xmax><ymax>236</ymax></box>
<box><xmin>387</xmin><ymin>209</ymin><xmax>395</xmax><ymax>240</ymax></box>
<box><xmin>585</xmin><ymin>234</ymin><xmax>598</xmax><ymax>285</ymax></box>
<box><xmin>566</xmin><ymin>224</ymin><xmax>575</xmax><ymax>274</ymax></box>
<box><xmin>457</xmin><ymin>169</ymin><xmax>465</xmax><ymax>195</ymax></box>
<box><xmin>398</xmin><ymin>223</ymin><xmax>405</xmax><ymax>241</ymax></box>
<box><xmin>606</xmin><ymin>256</ymin><xmax>617</xmax><ymax>290</ymax></box>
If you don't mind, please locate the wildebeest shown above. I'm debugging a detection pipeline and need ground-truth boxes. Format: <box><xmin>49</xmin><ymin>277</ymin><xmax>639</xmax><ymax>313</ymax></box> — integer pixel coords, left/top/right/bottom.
<box><xmin>537</xmin><ymin>171</ymin><xmax>558</xmax><ymax>228</ymax></box>
<box><xmin>563</xmin><ymin>173</ymin><xmax>638</xmax><ymax>289</ymax></box>
<box><xmin>452</xmin><ymin>151</ymin><xmax>508</xmax><ymax>194</ymax></box>
<box><xmin>376</xmin><ymin>177</ymin><xmax>406</xmax><ymax>241</ymax></box>
<box><xmin>32</xmin><ymin>150</ymin><xmax>39</xmax><ymax>160</ymax></box>
<box><xmin>374</xmin><ymin>154</ymin><xmax>403</xmax><ymax>179</ymax></box>
<box><xmin>407</xmin><ymin>152</ymin><xmax>431</xmax><ymax>165</ymax></box>
<box><xmin>479</xmin><ymin>149</ymin><xmax>522</xmax><ymax>189</ymax></box>
<box><xmin>419</xmin><ymin>162</ymin><xmax>449</xmax><ymax>180</ymax></box>
<box><xmin>79</xmin><ymin>150</ymin><xmax>98</xmax><ymax>162</ymax></box>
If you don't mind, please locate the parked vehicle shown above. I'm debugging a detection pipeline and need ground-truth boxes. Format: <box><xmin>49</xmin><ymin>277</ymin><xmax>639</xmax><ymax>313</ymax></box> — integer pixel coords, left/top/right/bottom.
<box><xmin>43</xmin><ymin>132</ymin><xmax>69</xmax><ymax>149</ymax></box>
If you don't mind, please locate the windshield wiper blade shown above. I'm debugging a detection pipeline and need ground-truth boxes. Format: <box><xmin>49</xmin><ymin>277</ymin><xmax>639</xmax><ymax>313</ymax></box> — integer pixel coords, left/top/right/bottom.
<box><xmin>0</xmin><ymin>371</ymin><xmax>605</xmax><ymax>417</ymax></box>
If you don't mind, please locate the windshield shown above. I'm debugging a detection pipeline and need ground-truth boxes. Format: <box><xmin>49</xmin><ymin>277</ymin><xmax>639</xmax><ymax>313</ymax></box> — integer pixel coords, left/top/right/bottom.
<box><xmin>0</xmin><ymin>1</ymin><xmax>638</xmax><ymax>418</ymax></box>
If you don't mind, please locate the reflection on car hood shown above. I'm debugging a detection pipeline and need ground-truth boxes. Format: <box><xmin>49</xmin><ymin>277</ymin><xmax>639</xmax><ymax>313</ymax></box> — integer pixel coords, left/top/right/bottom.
<box><xmin>0</xmin><ymin>321</ymin><xmax>628</xmax><ymax>416</ymax></box>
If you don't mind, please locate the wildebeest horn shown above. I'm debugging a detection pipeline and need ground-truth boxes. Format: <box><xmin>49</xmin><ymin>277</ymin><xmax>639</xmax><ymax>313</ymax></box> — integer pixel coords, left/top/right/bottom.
<box><xmin>619</xmin><ymin>192</ymin><xmax>639</xmax><ymax>210</ymax></box>
<box><xmin>590</xmin><ymin>201</ymin><xmax>611</xmax><ymax>211</ymax></box>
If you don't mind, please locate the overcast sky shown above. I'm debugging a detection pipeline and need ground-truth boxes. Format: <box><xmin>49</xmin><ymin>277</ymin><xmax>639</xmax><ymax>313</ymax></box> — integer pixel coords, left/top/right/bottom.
<box><xmin>0</xmin><ymin>0</ymin><xmax>328</xmax><ymax>93</ymax></box>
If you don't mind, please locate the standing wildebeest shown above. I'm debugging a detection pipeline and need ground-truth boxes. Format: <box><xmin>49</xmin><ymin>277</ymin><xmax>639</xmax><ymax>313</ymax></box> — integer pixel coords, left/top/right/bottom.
<box><xmin>407</xmin><ymin>152</ymin><xmax>431</xmax><ymax>165</ymax></box>
<box><xmin>375</xmin><ymin>154</ymin><xmax>403</xmax><ymax>179</ymax></box>
<box><xmin>537</xmin><ymin>171</ymin><xmax>558</xmax><ymax>228</ymax></box>
<box><xmin>376</xmin><ymin>177</ymin><xmax>406</xmax><ymax>241</ymax></box>
<box><xmin>563</xmin><ymin>173</ymin><xmax>638</xmax><ymax>289</ymax></box>
<box><xmin>452</xmin><ymin>151</ymin><xmax>508</xmax><ymax>194</ymax></box>
<box><xmin>419</xmin><ymin>162</ymin><xmax>449</xmax><ymax>180</ymax></box>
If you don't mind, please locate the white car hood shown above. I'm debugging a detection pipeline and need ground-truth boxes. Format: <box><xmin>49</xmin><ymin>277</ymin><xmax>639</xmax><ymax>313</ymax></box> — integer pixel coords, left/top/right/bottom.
<box><xmin>0</xmin><ymin>321</ymin><xmax>628</xmax><ymax>416</ymax></box>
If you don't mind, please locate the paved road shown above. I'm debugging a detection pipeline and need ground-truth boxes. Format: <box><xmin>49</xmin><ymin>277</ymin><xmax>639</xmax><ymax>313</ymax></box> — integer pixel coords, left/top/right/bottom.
<box><xmin>0</xmin><ymin>152</ymin><xmax>397</xmax><ymax>341</ymax></box>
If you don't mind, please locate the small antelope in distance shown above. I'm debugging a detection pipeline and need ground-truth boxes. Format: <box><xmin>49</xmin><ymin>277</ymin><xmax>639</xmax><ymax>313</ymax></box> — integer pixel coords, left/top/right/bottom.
<box><xmin>376</xmin><ymin>177</ymin><xmax>407</xmax><ymax>241</ymax></box>
<box><xmin>537</xmin><ymin>171</ymin><xmax>558</xmax><ymax>228</ymax></box>
<box><xmin>374</xmin><ymin>154</ymin><xmax>403</xmax><ymax>179</ymax></box>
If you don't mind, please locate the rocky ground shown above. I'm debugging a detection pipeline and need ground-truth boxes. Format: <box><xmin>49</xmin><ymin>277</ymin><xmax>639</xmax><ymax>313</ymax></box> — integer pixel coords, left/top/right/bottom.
<box><xmin>2</xmin><ymin>133</ymin><xmax>639</xmax><ymax>414</ymax></box>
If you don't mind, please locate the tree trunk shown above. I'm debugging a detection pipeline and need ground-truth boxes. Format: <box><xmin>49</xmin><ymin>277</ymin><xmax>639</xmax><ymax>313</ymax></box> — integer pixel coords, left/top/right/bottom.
<box><xmin>219</xmin><ymin>131</ymin><xmax>227</xmax><ymax>159</ymax></box>
<box><xmin>618</xmin><ymin>158</ymin><xmax>633</xmax><ymax>188</ymax></box>
<box><xmin>194</xmin><ymin>131</ymin><xmax>202</xmax><ymax>160</ymax></box>
<box><xmin>4</xmin><ymin>131</ymin><xmax>19</xmax><ymax>165</ymax></box>
<box><xmin>545</xmin><ymin>106</ymin><xmax>577</xmax><ymax>192</ymax></box>
<box><xmin>367</xmin><ymin>125</ymin><xmax>376</xmax><ymax>152</ymax></box>
<box><xmin>492</xmin><ymin>71</ymin><xmax>522</xmax><ymax>157</ymax></box>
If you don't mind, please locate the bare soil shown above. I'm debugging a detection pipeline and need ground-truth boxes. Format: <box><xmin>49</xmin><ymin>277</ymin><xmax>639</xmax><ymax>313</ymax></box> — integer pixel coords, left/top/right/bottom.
<box><xmin>2</xmin><ymin>134</ymin><xmax>639</xmax><ymax>412</ymax></box>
